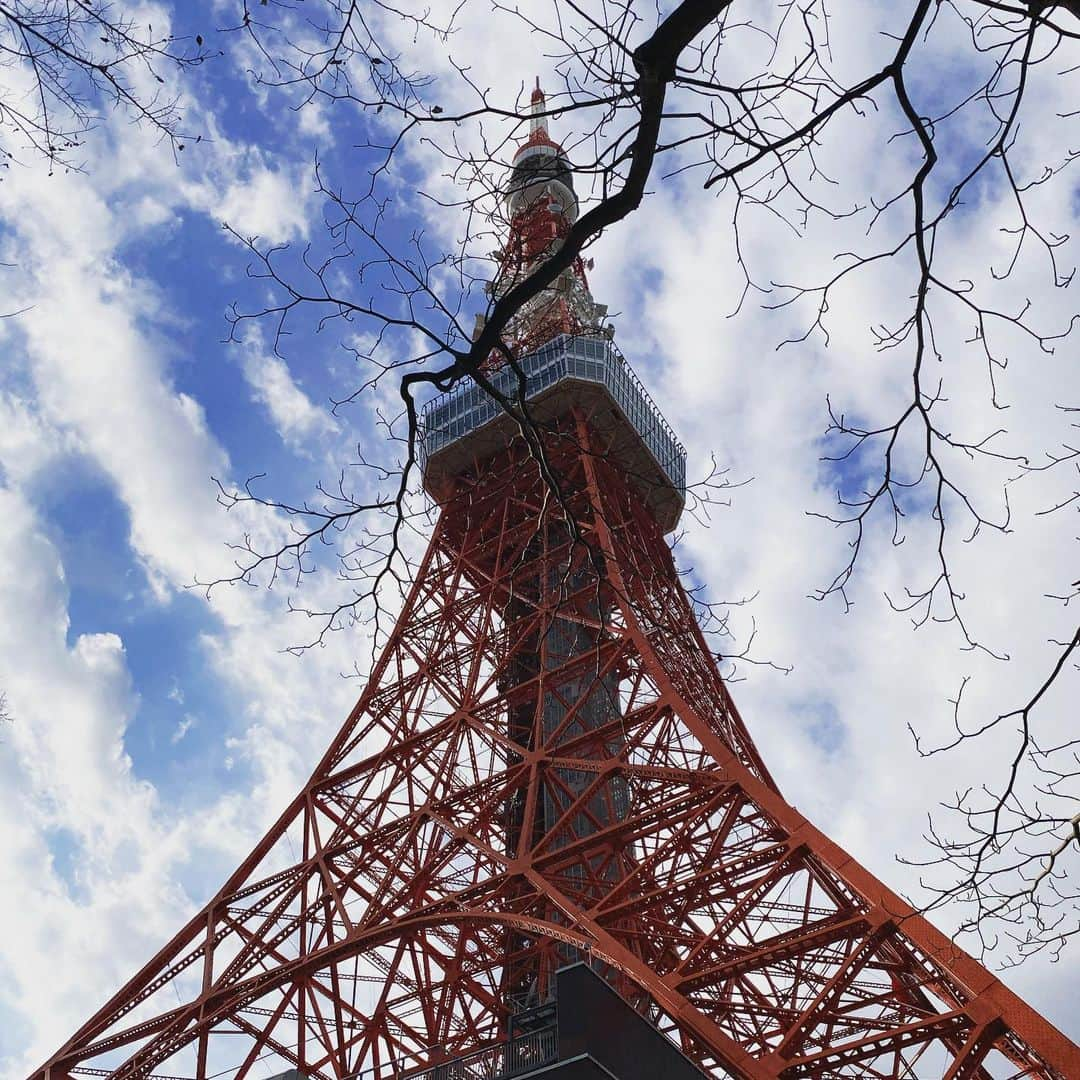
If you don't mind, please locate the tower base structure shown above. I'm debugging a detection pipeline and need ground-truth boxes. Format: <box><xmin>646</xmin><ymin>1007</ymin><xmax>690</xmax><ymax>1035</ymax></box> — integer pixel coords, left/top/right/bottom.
<box><xmin>415</xmin><ymin>963</ymin><xmax>706</xmax><ymax>1080</ymax></box>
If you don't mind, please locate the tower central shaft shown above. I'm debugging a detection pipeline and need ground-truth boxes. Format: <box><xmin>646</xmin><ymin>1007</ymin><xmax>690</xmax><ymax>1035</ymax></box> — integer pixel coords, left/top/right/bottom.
<box><xmin>426</xmin><ymin>86</ymin><xmax>687</xmax><ymax>1011</ymax></box>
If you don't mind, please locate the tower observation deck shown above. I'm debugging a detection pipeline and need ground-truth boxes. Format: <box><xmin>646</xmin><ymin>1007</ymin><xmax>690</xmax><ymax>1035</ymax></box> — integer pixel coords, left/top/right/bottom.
<box><xmin>420</xmin><ymin>82</ymin><xmax>687</xmax><ymax>535</ymax></box>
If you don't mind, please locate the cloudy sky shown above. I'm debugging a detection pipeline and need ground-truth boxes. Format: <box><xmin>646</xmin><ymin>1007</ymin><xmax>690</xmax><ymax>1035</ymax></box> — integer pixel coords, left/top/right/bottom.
<box><xmin>1</xmin><ymin>0</ymin><xmax>1078</xmax><ymax>1076</ymax></box>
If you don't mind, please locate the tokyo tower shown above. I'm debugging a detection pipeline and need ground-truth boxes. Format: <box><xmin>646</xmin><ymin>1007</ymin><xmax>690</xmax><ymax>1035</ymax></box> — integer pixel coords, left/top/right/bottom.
<box><xmin>35</xmin><ymin>84</ymin><xmax>1080</xmax><ymax>1080</ymax></box>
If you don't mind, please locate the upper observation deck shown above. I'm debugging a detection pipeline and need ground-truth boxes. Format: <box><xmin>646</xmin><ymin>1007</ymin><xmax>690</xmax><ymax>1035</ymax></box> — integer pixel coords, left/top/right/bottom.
<box><xmin>419</xmin><ymin>86</ymin><xmax>686</xmax><ymax>534</ymax></box>
<box><xmin>419</xmin><ymin>334</ymin><xmax>686</xmax><ymax>534</ymax></box>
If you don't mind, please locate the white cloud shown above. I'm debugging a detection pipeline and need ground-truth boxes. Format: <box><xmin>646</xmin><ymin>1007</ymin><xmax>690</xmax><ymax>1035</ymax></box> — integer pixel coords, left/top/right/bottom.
<box><xmin>0</xmin><ymin>392</ymin><xmax>71</xmax><ymax>484</ymax></box>
<box><xmin>240</xmin><ymin>338</ymin><xmax>340</xmax><ymax>449</ymax></box>
<box><xmin>213</xmin><ymin>155</ymin><xmax>313</xmax><ymax>241</ymax></box>
<box><xmin>0</xmin><ymin>487</ymin><xmax>195</xmax><ymax>1072</ymax></box>
<box><xmin>170</xmin><ymin>714</ymin><xmax>196</xmax><ymax>743</ymax></box>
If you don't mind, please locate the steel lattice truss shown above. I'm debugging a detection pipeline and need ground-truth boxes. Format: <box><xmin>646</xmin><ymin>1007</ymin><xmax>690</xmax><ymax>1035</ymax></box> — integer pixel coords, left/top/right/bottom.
<box><xmin>37</xmin><ymin>414</ymin><xmax>1079</xmax><ymax>1080</ymax></box>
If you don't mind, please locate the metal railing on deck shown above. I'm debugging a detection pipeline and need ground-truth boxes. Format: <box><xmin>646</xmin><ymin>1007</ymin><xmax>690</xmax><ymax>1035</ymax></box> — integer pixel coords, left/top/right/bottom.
<box><xmin>410</xmin><ymin>1025</ymin><xmax>558</xmax><ymax>1080</ymax></box>
<box><xmin>420</xmin><ymin>335</ymin><xmax>686</xmax><ymax>493</ymax></box>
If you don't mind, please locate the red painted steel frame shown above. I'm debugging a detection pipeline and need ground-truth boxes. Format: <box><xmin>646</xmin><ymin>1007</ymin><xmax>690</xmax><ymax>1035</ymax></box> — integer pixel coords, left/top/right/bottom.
<box><xmin>33</xmin><ymin>412</ymin><xmax>1080</xmax><ymax>1080</ymax></box>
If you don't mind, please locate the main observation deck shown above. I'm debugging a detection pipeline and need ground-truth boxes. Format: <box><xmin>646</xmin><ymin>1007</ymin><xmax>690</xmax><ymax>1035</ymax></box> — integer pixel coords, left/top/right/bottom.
<box><xmin>420</xmin><ymin>335</ymin><xmax>686</xmax><ymax>533</ymax></box>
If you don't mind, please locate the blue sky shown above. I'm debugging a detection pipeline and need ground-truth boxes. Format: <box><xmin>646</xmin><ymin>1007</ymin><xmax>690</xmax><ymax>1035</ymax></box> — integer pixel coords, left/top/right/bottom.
<box><xmin>1</xmin><ymin>1</ymin><xmax>1079</xmax><ymax>1075</ymax></box>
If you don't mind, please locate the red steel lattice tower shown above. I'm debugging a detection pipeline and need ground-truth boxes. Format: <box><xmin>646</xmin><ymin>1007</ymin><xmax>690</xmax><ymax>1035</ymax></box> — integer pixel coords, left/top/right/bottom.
<box><xmin>36</xmin><ymin>86</ymin><xmax>1080</xmax><ymax>1080</ymax></box>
